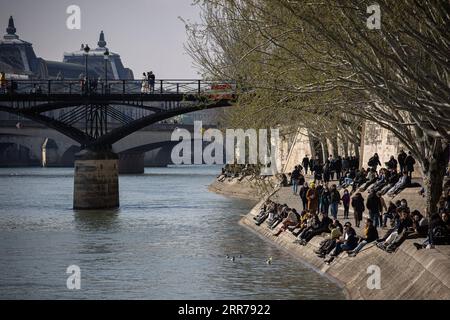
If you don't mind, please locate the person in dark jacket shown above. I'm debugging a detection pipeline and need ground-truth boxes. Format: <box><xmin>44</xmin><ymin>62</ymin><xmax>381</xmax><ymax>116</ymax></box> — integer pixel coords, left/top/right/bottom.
<box><xmin>414</xmin><ymin>212</ymin><xmax>450</xmax><ymax>249</ymax></box>
<box><xmin>291</xmin><ymin>166</ymin><xmax>301</xmax><ymax>195</ymax></box>
<box><xmin>329</xmin><ymin>184</ymin><xmax>341</xmax><ymax>220</ymax></box>
<box><xmin>366</xmin><ymin>189</ymin><xmax>382</xmax><ymax>228</ymax></box>
<box><xmin>323</xmin><ymin>160</ymin><xmax>331</xmax><ymax>183</ymax></box>
<box><xmin>377</xmin><ymin>209</ymin><xmax>413</xmax><ymax>252</ymax></box>
<box><xmin>351</xmin><ymin>192</ymin><xmax>365</xmax><ymax>227</ymax></box>
<box><xmin>385</xmin><ymin>155</ymin><xmax>398</xmax><ymax>171</ymax></box>
<box><xmin>335</xmin><ymin>156</ymin><xmax>342</xmax><ymax>180</ymax></box>
<box><xmin>397</xmin><ymin>150</ymin><xmax>407</xmax><ymax>174</ymax></box>
<box><xmin>380</xmin><ymin>170</ymin><xmax>399</xmax><ymax>195</ymax></box>
<box><xmin>348</xmin><ymin>218</ymin><xmax>379</xmax><ymax>256</ymax></box>
<box><xmin>324</xmin><ymin>222</ymin><xmax>358</xmax><ymax>263</ymax></box>
<box><xmin>368</xmin><ymin>153</ymin><xmax>382</xmax><ymax>171</ymax></box>
<box><xmin>319</xmin><ymin>185</ymin><xmax>330</xmax><ymax>215</ymax></box>
<box><xmin>299</xmin><ymin>182</ymin><xmax>309</xmax><ymax>211</ymax></box>
<box><xmin>313</xmin><ymin>158</ymin><xmax>323</xmax><ymax>183</ymax></box>
<box><xmin>298</xmin><ymin>212</ymin><xmax>333</xmax><ymax>244</ymax></box>
<box><xmin>404</xmin><ymin>151</ymin><xmax>416</xmax><ymax>178</ymax></box>
<box><xmin>302</xmin><ymin>155</ymin><xmax>310</xmax><ymax>175</ymax></box>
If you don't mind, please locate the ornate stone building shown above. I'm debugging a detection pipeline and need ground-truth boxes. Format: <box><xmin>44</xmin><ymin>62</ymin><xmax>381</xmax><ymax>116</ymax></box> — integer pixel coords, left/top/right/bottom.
<box><xmin>0</xmin><ymin>16</ymin><xmax>133</xmax><ymax>80</ymax></box>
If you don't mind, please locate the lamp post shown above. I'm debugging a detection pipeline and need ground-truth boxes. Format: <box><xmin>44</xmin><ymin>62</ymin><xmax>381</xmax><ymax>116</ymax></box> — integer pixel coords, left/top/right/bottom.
<box><xmin>83</xmin><ymin>44</ymin><xmax>90</xmax><ymax>94</ymax></box>
<box><xmin>103</xmin><ymin>49</ymin><xmax>109</xmax><ymax>94</ymax></box>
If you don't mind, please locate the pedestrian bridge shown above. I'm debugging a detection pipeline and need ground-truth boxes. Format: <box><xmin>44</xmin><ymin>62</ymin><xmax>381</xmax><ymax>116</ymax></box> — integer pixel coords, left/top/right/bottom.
<box><xmin>0</xmin><ymin>79</ymin><xmax>235</xmax><ymax>148</ymax></box>
<box><xmin>0</xmin><ymin>79</ymin><xmax>237</xmax><ymax>210</ymax></box>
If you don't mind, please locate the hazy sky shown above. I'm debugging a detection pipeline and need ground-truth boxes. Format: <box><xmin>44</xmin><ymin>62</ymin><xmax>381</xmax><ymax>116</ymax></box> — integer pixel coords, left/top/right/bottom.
<box><xmin>0</xmin><ymin>0</ymin><xmax>202</xmax><ymax>78</ymax></box>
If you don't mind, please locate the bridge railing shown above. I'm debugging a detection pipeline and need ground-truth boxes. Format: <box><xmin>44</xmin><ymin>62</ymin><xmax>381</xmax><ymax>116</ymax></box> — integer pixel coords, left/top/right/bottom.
<box><xmin>0</xmin><ymin>79</ymin><xmax>236</xmax><ymax>97</ymax></box>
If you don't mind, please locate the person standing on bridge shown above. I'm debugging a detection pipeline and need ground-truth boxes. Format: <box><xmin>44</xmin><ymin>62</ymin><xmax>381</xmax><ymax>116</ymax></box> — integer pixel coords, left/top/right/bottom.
<box><xmin>141</xmin><ymin>72</ymin><xmax>149</xmax><ymax>94</ymax></box>
<box><xmin>147</xmin><ymin>71</ymin><xmax>155</xmax><ymax>93</ymax></box>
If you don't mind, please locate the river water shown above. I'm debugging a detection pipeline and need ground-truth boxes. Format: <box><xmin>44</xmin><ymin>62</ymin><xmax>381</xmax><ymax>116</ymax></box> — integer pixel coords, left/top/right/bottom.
<box><xmin>0</xmin><ymin>165</ymin><xmax>344</xmax><ymax>299</ymax></box>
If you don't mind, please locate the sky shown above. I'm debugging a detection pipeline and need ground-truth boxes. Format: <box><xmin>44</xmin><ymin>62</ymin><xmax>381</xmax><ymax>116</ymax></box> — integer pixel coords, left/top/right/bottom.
<box><xmin>0</xmin><ymin>0</ymin><xmax>202</xmax><ymax>78</ymax></box>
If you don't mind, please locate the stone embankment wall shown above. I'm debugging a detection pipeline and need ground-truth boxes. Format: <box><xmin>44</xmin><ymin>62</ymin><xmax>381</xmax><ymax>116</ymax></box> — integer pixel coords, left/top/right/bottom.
<box><xmin>239</xmin><ymin>187</ymin><xmax>450</xmax><ymax>300</ymax></box>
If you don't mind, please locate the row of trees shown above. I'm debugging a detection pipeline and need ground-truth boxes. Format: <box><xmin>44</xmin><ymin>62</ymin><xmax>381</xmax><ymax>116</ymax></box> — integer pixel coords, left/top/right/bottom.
<box><xmin>185</xmin><ymin>0</ymin><xmax>449</xmax><ymax>215</ymax></box>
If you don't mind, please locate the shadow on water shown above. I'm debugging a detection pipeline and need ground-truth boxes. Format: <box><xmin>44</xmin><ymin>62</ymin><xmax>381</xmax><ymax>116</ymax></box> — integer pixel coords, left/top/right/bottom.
<box><xmin>73</xmin><ymin>209</ymin><xmax>121</xmax><ymax>232</ymax></box>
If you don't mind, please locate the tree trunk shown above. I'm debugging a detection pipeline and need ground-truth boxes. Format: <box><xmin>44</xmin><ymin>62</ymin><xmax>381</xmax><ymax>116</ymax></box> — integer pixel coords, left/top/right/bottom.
<box><xmin>422</xmin><ymin>143</ymin><xmax>449</xmax><ymax>217</ymax></box>
<box><xmin>321</xmin><ymin>140</ymin><xmax>329</xmax><ymax>161</ymax></box>
<box><xmin>353</xmin><ymin>142</ymin><xmax>360</xmax><ymax>158</ymax></box>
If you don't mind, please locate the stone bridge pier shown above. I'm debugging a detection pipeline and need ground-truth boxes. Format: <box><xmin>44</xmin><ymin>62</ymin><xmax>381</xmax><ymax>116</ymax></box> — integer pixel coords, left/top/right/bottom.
<box><xmin>73</xmin><ymin>148</ymin><xmax>119</xmax><ymax>210</ymax></box>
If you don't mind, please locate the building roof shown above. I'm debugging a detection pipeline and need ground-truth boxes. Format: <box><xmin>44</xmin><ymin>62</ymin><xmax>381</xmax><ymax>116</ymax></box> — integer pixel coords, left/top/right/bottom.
<box><xmin>0</xmin><ymin>16</ymin><xmax>31</xmax><ymax>46</ymax></box>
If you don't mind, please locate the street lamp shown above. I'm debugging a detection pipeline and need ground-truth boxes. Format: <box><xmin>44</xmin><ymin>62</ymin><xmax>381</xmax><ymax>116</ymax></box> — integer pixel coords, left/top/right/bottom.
<box><xmin>83</xmin><ymin>44</ymin><xmax>90</xmax><ymax>94</ymax></box>
<box><xmin>103</xmin><ymin>49</ymin><xmax>110</xmax><ymax>94</ymax></box>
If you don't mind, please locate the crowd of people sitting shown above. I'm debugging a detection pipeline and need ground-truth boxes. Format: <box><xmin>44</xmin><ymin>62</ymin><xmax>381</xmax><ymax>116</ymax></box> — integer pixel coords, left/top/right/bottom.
<box><xmin>253</xmin><ymin>194</ymin><xmax>450</xmax><ymax>264</ymax></box>
<box><xmin>252</xmin><ymin>150</ymin><xmax>450</xmax><ymax>264</ymax></box>
<box><xmin>217</xmin><ymin>164</ymin><xmax>260</xmax><ymax>182</ymax></box>
<box><xmin>287</xmin><ymin>151</ymin><xmax>419</xmax><ymax>199</ymax></box>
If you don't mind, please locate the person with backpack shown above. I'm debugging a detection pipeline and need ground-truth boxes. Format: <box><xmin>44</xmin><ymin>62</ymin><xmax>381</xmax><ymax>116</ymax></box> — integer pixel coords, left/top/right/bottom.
<box><xmin>368</xmin><ymin>153</ymin><xmax>382</xmax><ymax>171</ymax></box>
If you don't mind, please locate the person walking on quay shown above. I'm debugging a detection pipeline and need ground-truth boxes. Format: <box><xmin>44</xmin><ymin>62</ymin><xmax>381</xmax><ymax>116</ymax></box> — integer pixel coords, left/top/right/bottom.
<box><xmin>309</xmin><ymin>157</ymin><xmax>315</xmax><ymax>175</ymax></box>
<box><xmin>319</xmin><ymin>184</ymin><xmax>330</xmax><ymax>215</ymax></box>
<box><xmin>302</xmin><ymin>155</ymin><xmax>310</xmax><ymax>175</ymax></box>
<box><xmin>329</xmin><ymin>184</ymin><xmax>341</xmax><ymax>220</ymax></box>
<box><xmin>405</xmin><ymin>151</ymin><xmax>416</xmax><ymax>179</ymax></box>
<box><xmin>398</xmin><ymin>149</ymin><xmax>407</xmax><ymax>175</ymax></box>
<box><xmin>0</xmin><ymin>72</ymin><xmax>7</xmax><ymax>94</ymax></box>
<box><xmin>341</xmin><ymin>188</ymin><xmax>350</xmax><ymax>219</ymax></box>
<box><xmin>306</xmin><ymin>182</ymin><xmax>319</xmax><ymax>214</ymax></box>
<box><xmin>313</xmin><ymin>157</ymin><xmax>323</xmax><ymax>183</ymax></box>
<box><xmin>147</xmin><ymin>71</ymin><xmax>155</xmax><ymax>93</ymax></box>
<box><xmin>378</xmin><ymin>192</ymin><xmax>388</xmax><ymax>227</ymax></box>
<box><xmin>367</xmin><ymin>153</ymin><xmax>382</xmax><ymax>171</ymax></box>
<box><xmin>385</xmin><ymin>155</ymin><xmax>398</xmax><ymax>172</ymax></box>
<box><xmin>299</xmin><ymin>182</ymin><xmax>309</xmax><ymax>211</ymax></box>
<box><xmin>291</xmin><ymin>165</ymin><xmax>301</xmax><ymax>195</ymax></box>
<box><xmin>366</xmin><ymin>189</ymin><xmax>382</xmax><ymax>228</ymax></box>
<box><xmin>351</xmin><ymin>192</ymin><xmax>365</xmax><ymax>227</ymax></box>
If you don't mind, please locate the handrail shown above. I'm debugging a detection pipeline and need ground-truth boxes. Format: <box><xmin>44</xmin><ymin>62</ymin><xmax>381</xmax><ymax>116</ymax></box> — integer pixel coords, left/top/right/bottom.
<box><xmin>0</xmin><ymin>79</ymin><xmax>236</xmax><ymax>96</ymax></box>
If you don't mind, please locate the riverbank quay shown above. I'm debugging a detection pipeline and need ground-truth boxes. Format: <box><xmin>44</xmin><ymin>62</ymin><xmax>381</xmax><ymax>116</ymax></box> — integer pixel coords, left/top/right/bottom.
<box><xmin>239</xmin><ymin>186</ymin><xmax>450</xmax><ymax>300</ymax></box>
<box><xmin>208</xmin><ymin>175</ymin><xmax>279</xmax><ymax>200</ymax></box>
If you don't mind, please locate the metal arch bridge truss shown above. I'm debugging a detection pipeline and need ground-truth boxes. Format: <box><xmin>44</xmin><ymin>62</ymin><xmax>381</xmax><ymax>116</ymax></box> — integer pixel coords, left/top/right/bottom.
<box><xmin>0</xmin><ymin>79</ymin><xmax>236</xmax><ymax>148</ymax></box>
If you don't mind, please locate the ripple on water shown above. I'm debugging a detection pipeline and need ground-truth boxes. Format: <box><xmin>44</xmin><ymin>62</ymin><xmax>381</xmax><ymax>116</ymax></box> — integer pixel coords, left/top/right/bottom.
<box><xmin>0</xmin><ymin>166</ymin><xmax>344</xmax><ymax>299</ymax></box>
